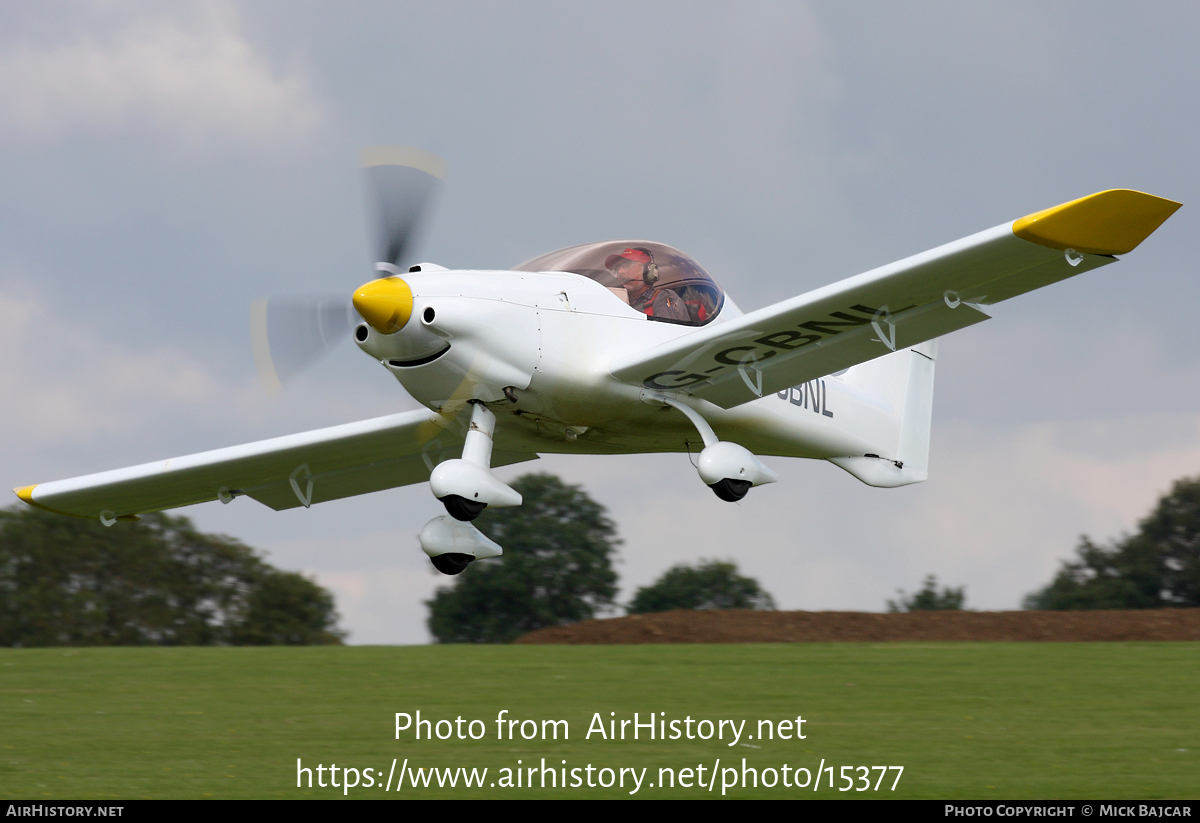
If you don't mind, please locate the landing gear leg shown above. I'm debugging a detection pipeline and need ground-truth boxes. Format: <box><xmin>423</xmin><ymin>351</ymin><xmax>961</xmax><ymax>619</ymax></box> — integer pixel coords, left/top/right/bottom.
<box><xmin>429</xmin><ymin>401</ymin><xmax>522</xmax><ymax>521</ymax></box>
<box><xmin>641</xmin><ymin>390</ymin><xmax>777</xmax><ymax>502</ymax></box>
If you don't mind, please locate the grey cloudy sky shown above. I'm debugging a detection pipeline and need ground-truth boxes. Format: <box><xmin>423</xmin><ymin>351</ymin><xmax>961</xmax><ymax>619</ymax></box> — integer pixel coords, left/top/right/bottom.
<box><xmin>2</xmin><ymin>1</ymin><xmax>1197</xmax><ymax>643</ymax></box>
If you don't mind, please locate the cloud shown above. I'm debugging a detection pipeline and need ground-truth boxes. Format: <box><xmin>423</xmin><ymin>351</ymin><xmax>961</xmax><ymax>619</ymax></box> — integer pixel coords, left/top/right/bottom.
<box><xmin>317</xmin><ymin>567</ymin><xmax>442</xmax><ymax>646</ymax></box>
<box><xmin>0</xmin><ymin>284</ymin><xmax>263</xmax><ymax>451</ymax></box>
<box><xmin>0</xmin><ymin>5</ymin><xmax>321</xmax><ymax>145</ymax></box>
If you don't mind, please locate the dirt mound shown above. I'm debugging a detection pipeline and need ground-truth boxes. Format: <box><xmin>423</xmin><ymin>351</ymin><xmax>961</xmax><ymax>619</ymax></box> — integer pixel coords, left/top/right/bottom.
<box><xmin>515</xmin><ymin>608</ymin><xmax>1200</xmax><ymax>644</ymax></box>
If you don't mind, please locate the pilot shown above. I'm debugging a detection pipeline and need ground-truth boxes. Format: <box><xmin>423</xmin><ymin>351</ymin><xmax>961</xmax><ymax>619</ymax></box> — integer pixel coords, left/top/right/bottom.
<box><xmin>605</xmin><ymin>247</ymin><xmax>691</xmax><ymax>323</ymax></box>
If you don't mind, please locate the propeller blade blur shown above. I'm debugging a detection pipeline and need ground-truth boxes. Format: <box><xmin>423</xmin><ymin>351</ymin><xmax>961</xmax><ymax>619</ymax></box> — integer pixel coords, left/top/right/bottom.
<box><xmin>361</xmin><ymin>145</ymin><xmax>445</xmax><ymax>267</ymax></box>
<box><xmin>251</xmin><ymin>297</ymin><xmax>358</xmax><ymax>393</ymax></box>
<box><xmin>249</xmin><ymin>147</ymin><xmax>443</xmax><ymax>394</ymax></box>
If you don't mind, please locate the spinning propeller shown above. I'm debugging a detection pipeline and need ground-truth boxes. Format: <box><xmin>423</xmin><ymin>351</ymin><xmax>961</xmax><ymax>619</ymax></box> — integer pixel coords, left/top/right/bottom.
<box><xmin>250</xmin><ymin>146</ymin><xmax>445</xmax><ymax>392</ymax></box>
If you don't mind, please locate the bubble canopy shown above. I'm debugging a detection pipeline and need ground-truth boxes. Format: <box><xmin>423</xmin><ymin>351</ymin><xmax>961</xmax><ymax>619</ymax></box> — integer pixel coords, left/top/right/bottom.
<box><xmin>514</xmin><ymin>240</ymin><xmax>725</xmax><ymax>326</ymax></box>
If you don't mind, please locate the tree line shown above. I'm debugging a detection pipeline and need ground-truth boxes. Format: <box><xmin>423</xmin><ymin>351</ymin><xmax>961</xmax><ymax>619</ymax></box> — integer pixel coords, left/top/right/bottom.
<box><xmin>7</xmin><ymin>469</ymin><xmax>1198</xmax><ymax>647</ymax></box>
<box><xmin>1023</xmin><ymin>475</ymin><xmax>1200</xmax><ymax>610</ymax></box>
<box><xmin>886</xmin><ymin>475</ymin><xmax>1200</xmax><ymax>613</ymax></box>
<box><xmin>1</xmin><ymin>474</ymin><xmax>776</xmax><ymax>647</ymax></box>
<box><xmin>0</xmin><ymin>508</ymin><xmax>343</xmax><ymax>647</ymax></box>
<box><xmin>427</xmin><ymin>471</ymin><xmax>1200</xmax><ymax>641</ymax></box>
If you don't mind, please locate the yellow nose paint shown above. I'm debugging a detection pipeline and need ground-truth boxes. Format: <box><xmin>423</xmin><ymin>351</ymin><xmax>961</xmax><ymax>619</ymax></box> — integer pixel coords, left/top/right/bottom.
<box><xmin>353</xmin><ymin>277</ymin><xmax>414</xmax><ymax>334</ymax></box>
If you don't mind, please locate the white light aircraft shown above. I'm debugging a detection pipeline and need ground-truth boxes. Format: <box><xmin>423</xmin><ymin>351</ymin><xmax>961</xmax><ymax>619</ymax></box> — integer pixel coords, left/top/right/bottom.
<box><xmin>14</xmin><ymin>147</ymin><xmax>1181</xmax><ymax>575</ymax></box>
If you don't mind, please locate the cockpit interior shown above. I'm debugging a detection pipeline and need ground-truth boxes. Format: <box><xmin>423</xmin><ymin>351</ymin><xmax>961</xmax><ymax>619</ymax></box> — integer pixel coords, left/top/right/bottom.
<box><xmin>515</xmin><ymin>240</ymin><xmax>725</xmax><ymax>326</ymax></box>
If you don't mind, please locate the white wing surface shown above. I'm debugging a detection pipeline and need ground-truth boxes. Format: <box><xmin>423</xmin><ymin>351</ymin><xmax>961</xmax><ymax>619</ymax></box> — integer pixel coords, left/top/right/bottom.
<box><xmin>16</xmin><ymin>408</ymin><xmax>536</xmax><ymax>521</ymax></box>
<box><xmin>610</xmin><ymin>189</ymin><xmax>1180</xmax><ymax>409</ymax></box>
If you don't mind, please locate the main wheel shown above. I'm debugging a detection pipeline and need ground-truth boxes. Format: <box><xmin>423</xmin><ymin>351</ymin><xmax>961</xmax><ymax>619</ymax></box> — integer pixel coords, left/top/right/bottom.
<box><xmin>709</xmin><ymin>478</ymin><xmax>752</xmax><ymax>502</ymax></box>
<box><xmin>430</xmin><ymin>553</ymin><xmax>474</xmax><ymax>575</ymax></box>
<box><xmin>440</xmin><ymin>494</ymin><xmax>487</xmax><ymax>521</ymax></box>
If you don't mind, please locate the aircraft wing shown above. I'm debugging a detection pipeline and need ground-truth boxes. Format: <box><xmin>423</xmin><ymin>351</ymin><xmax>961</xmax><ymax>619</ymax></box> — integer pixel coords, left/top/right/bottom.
<box><xmin>15</xmin><ymin>408</ymin><xmax>537</xmax><ymax>521</ymax></box>
<box><xmin>610</xmin><ymin>189</ymin><xmax>1180</xmax><ymax>409</ymax></box>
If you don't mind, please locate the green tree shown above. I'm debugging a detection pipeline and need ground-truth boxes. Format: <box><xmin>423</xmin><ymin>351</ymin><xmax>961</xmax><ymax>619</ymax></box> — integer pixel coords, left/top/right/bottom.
<box><xmin>1024</xmin><ymin>475</ymin><xmax>1200</xmax><ymax>610</ymax></box>
<box><xmin>230</xmin><ymin>570</ymin><xmax>345</xmax><ymax>646</ymax></box>
<box><xmin>0</xmin><ymin>507</ymin><xmax>344</xmax><ymax>646</ymax></box>
<box><xmin>627</xmin><ymin>559</ymin><xmax>775</xmax><ymax>614</ymax></box>
<box><xmin>426</xmin><ymin>474</ymin><xmax>619</xmax><ymax>643</ymax></box>
<box><xmin>887</xmin><ymin>575</ymin><xmax>965</xmax><ymax>612</ymax></box>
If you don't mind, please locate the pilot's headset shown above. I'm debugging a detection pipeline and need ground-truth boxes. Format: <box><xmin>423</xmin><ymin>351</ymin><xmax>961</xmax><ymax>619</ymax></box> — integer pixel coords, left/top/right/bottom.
<box><xmin>631</xmin><ymin>247</ymin><xmax>659</xmax><ymax>286</ymax></box>
<box><xmin>606</xmin><ymin>247</ymin><xmax>660</xmax><ymax>286</ymax></box>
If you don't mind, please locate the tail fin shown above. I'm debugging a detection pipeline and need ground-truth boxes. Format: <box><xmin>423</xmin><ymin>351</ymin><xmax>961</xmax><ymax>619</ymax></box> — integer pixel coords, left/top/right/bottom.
<box><xmin>828</xmin><ymin>339</ymin><xmax>938</xmax><ymax>487</ymax></box>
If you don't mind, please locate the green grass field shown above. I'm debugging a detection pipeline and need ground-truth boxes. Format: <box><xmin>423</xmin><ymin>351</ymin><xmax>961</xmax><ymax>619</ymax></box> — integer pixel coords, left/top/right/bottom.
<box><xmin>1</xmin><ymin>643</ymin><xmax>1196</xmax><ymax>799</ymax></box>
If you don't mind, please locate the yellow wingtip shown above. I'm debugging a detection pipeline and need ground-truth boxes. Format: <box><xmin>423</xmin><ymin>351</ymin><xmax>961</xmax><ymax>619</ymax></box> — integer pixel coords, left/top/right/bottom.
<box><xmin>1013</xmin><ymin>189</ymin><xmax>1181</xmax><ymax>255</ymax></box>
<box><xmin>11</xmin><ymin>484</ymin><xmax>137</xmax><ymax>521</ymax></box>
<box><xmin>11</xmin><ymin>484</ymin><xmax>73</xmax><ymax>516</ymax></box>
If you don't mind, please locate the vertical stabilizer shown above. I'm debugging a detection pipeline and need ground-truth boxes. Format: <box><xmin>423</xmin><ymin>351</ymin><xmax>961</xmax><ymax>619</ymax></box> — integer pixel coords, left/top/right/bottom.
<box><xmin>828</xmin><ymin>339</ymin><xmax>938</xmax><ymax>487</ymax></box>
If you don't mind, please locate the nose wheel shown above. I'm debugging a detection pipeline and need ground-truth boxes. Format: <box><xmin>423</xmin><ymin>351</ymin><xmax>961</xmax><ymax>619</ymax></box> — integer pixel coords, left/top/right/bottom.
<box><xmin>441</xmin><ymin>494</ymin><xmax>486</xmax><ymax>521</ymax></box>
<box><xmin>430</xmin><ymin>552</ymin><xmax>474</xmax><ymax>575</ymax></box>
<box><xmin>419</xmin><ymin>517</ymin><xmax>502</xmax><ymax>575</ymax></box>
<box><xmin>423</xmin><ymin>403</ymin><xmax>520</xmax><ymax>573</ymax></box>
